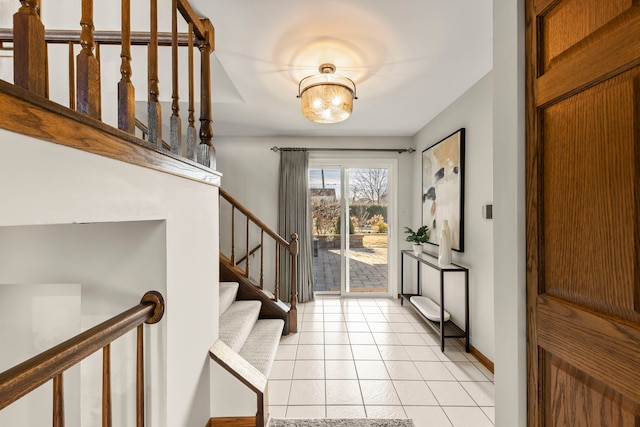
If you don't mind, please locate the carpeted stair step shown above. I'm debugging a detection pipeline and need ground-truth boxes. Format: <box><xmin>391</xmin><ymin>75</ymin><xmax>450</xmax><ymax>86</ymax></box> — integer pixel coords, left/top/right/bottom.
<box><xmin>238</xmin><ymin>318</ymin><xmax>284</xmax><ymax>377</ymax></box>
<box><xmin>219</xmin><ymin>300</ymin><xmax>261</xmax><ymax>352</ymax></box>
<box><xmin>219</xmin><ymin>282</ymin><xmax>239</xmax><ymax>315</ymax></box>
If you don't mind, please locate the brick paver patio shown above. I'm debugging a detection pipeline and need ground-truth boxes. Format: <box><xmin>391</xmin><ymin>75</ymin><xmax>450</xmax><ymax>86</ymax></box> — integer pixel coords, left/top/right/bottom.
<box><xmin>313</xmin><ymin>246</ymin><xmax>388</xmax><ymax>292</ymax></box>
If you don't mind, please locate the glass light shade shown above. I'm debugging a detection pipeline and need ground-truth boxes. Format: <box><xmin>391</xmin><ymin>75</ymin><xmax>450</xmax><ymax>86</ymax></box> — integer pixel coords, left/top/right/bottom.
<box><xmin>298</xmin><ymin>68</ymin><xmax>356</xmax><ymax>124</ymax></box>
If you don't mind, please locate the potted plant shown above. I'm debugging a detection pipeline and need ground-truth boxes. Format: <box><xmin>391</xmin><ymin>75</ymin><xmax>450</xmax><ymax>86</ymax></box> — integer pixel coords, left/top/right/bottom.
<box><xmin>404</xmin><ymin>225</ymin><xmax>430</xmax><ymax>255</ymax></box>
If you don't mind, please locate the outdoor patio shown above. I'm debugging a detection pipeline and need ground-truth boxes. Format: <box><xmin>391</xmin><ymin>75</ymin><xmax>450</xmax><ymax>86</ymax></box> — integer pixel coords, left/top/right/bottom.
<box><xmin>313</xmin><ymin>235</ymin><xmax>388</xmax><ymax>292</ymax></box>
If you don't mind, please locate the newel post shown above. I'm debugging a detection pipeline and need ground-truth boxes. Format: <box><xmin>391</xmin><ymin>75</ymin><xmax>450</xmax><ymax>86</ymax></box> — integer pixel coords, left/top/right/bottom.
<box><xmin>77</xmin><ymin>0</ymin><xmax>101</xmax><ymax>119</ymax></box>
<box><xmin>289</xmin><ymin>233</ymin><xmax>299</xmax><ymax>334</ymax></box>
<box><xmin>13</xmin><ymin>0</ymin><xmax>47</xmax><ymax>97</ymax></box>
<box><xmin>197</xmin><ymin>18</ymin><xmax>215</xmax><ymax>169</ymax></box>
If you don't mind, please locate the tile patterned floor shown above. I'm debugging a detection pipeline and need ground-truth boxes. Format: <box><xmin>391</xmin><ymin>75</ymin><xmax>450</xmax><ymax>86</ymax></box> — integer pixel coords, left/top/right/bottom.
<box><xmin>269</xmin><ymin>296</ymin><xmax>495</xmax><ymax>427</ymax></box>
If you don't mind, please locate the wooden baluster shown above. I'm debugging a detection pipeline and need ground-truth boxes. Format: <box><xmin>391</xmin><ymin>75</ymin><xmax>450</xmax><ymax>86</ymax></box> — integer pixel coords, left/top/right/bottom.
<box><xmin>185</xmin><ymin>22</ymin><xmax>197</xmax><ymax>161</ymax></box>
<box><xmin>77</xmin><ymin>0</ymin><xmax>101</xmax><ymax>119</ymax></box>
<box><xmin>148</xmin><ymin>0</ymin><xmax>162</xmax><ymax>147</ymax></box>
<box><xmin>13</xmin><ymin>0</ymin><xmax>46</xmax><ymax>97</ymax></box>
<box><xmin>53</xmin><ymin>373</ymin><xmax>64</xmax><ymax>427</ymax></box>
<box><xmin>274</xmin><ymin>242</ymin><xmax>279</xmax><ymax>301</ymax></box>
<box><xmin>260</xmin><ymin>230</ymin><xmax>264</xmax><ymax>289</ymax></box>
<box><xmin>44</xmin><ymin>39</ymin><xmax>49</xmax><ymax>98</ymax></box>
<box><xmin>230</xmin><ymin>206</ymin><xmax>236</xmax><ymax>265</ymax></box>
<box><xmin>197</xmin><ymin>19</ymin><xmax>215</xmax><ymax>168</ymax></box>
<box><xmin>289</xmin><ymin>234</ymin><xmax>299</xmax><ymax>333</ymax></box>
<box><xmin>118</xmin><ymin>0</ymin><xmax>135</xmax><ymax>133</ymax></box>
<box><xmin>68</xmin><ymin>42</ymin><xmax>75</xmax><ymax>110</ymax></box>
<box><xmin>169</xmin><ymin>0</ymin><xmax>182</xmax><ymax>154</ymax></box>
<box><xmin>102</xmin><ymin>345</ymin><xmax>112</xmax><ymax>427</ymax></box>
<box><xmin>245</xmin><ymin>217</ymin><xmax>250</xmax><ymax>277</ymax></box>
<box><xmin>136</xmin><ymin>324</ymin><xmax>144</xmax><ymax>427</ymax></box>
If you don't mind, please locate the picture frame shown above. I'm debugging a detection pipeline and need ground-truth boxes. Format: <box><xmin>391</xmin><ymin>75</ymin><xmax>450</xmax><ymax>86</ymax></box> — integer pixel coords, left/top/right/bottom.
<box><xmin>422</xmin><ymin>128</ymin><xmax>465</xmax><ymax>251</ymax></box>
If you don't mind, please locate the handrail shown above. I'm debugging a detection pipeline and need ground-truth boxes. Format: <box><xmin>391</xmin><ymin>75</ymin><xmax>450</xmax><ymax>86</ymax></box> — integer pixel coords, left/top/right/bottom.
<box><xmin>0</xmin><ymin>28</ymin><xmax>192</xmax><ymax>46</ymax></box>
<box><xmin>176</xmin><ymin>0</ymin><xmax>206</xmax><ymax>41</ymax></box>
<box><xmin>220</xmin><ymin>188</ymin><xmax>296</xmax><ymax>255</ymax></box>
<box><xmin>209</xmin><ymin>339</ymin><xmax>268</xmax><ymax>427</ymax></box>
<box><xmin>219</xmin><ymin>188</ymin><xmax>298</xmax><ymax>333</ymax></box>
<box><xmin>0</xmin><ymin>291</ymin><xmax>164</xmax><ymax>422</ymax></box>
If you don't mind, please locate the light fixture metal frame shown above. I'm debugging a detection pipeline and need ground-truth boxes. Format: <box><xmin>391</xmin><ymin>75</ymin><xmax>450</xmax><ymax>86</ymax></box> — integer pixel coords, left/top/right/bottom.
<box><xmin>297</xmin><ymin>63</ymin><xmax>358</xmax><ymax>101</ymax></box>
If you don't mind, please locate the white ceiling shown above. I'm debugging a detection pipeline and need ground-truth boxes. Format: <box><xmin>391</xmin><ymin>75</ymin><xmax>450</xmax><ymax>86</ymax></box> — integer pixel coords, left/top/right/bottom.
<box><xmin>192</xmin><ymin>0</ymin><xmax>493</xmax><ymax>138</ymax></box>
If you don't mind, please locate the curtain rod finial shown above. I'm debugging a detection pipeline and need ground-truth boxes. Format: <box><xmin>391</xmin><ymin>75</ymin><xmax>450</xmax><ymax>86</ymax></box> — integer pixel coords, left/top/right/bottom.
<box><xmin>271</xmin><ymin>146</ymin><xmax>279</xmax><ymax>152</ymax></box>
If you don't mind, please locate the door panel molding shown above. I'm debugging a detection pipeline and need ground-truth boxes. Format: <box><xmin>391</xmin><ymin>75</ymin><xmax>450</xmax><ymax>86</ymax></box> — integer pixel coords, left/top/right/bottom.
<box><xmin>541</xmin><ymin>70</ymin><xmax>639</xmax><ymax>321</ymax></box>
<box><xmin>544</xmin><ymin>351</ymin><xmax>640</xmax><ymax>425</ymax></box>
<box><xmin>537</xmin><ymin>10</ymin><xmax>640</xmax><ymax>106</ymax></box>
<box><xmin>540</xmin><ymin>0</ymin><xmax>636</xmax><ymax>73</ymax></box>
<box><xmin>537</xmin><ymin>295</ymin><xmax>640</xmax><ymax>403</ymax></box>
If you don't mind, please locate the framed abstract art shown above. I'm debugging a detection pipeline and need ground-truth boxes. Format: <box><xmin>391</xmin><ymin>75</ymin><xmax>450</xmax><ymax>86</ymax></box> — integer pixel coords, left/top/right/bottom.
<box><xmin>422</xmin><ymin>128</ymin><xmax>465</xmax><ymax>251</ymax></box>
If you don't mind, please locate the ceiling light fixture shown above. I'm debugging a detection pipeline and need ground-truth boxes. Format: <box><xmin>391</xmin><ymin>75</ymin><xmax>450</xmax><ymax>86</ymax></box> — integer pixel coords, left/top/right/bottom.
<box><xmin>297</xmin><ymin>63</ymin><xmax>357</xmax><ymax>124</ymax></box>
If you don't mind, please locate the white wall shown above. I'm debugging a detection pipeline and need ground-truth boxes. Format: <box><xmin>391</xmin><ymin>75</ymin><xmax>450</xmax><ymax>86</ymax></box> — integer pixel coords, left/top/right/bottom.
<box><xmin>215</xmin><ymin>135</ymin><xmax>414</xmax><ymax>295</ymax></box>
<box><xmin>492</xmin><ymin>0</ymin><xmax>527</xmax><ymax>425</ymax></box>
<box><xmin>412</xmin><ymin>72</ymin><xmax>494</xmax><ymax>361</ymax></box>
<box><xmin>0</xmin><ymin>222</ymin><xmax>167</xmax><ymax>426</ymax></box>
<box><xmin>0</xmin><ymin>284</ymin><xmax>82</xmax><ymax>426</ymax></box>
<box><xmin>0</xmin><ymin>130</ymin><xmax>219</xmax><ymax>427</ymax></box>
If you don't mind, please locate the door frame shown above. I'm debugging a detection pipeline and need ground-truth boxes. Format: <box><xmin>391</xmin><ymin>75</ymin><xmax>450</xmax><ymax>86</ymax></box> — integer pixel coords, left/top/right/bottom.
<box><xmin>309</xmin><ymin>156</ymin><xmax>398</xmax><ymax>298</ymax></box>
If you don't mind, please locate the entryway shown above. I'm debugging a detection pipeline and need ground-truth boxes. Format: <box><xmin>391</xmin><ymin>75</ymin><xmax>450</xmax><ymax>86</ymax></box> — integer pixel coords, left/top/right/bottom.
<box><xmin>309</xmin><ymin>159</ymin><xmax>396</xmax><ymax>297</ymax></box>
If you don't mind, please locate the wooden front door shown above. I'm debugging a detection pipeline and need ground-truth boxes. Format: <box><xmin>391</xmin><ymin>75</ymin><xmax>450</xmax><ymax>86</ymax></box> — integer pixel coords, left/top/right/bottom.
<box><xmin>526</xmin><ymin>1</ymin><xmax>640</xmax><ymax>426</ymax></box>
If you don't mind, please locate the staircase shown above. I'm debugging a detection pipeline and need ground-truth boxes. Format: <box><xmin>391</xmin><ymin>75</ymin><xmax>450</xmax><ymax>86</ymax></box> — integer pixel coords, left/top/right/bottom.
<box><xmin>210</xmin><ymin>189</ymin><xmax>299</xmax><ymax>427</ymax></box>
<box><xmin>218</xmin><ymin>281</ymin><xmax>284</xmax><ymax>377</ymax></box>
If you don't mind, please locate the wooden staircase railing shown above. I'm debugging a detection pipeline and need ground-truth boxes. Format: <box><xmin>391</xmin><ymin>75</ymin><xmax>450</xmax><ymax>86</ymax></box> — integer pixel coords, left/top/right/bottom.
<box><xmin>0</xmin><ymin>291</ymin><xmax>165</xmax><ymax>426</ymax></box>
<box><xmin>219</xmin><ymin>188</ymin><xmax>299</xmax><ymax>333</ymax></box>
<box><xmin>209</xmin><ymin>340</ymin><xmax>268</xmax><ymax>427</ymax></box>
<box><xmin>2</xmin><ymin>0</ymin><xmax>216</xmax><ymax>168</ymax></box>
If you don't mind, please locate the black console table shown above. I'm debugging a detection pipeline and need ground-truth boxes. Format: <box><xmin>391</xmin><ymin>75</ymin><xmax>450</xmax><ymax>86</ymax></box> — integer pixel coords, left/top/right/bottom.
<box><xmin>400</xmin><ymin>250</ymin><xmax>469</xmax><ymax>352</ymax></box>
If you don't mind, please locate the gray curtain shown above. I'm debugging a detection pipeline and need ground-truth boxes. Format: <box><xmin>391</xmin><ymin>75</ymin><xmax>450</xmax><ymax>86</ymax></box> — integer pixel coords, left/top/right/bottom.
<box><xmin>278</xmin><ymin>150</ymin><xmax>315</xmax><ymax>303</ymax></box>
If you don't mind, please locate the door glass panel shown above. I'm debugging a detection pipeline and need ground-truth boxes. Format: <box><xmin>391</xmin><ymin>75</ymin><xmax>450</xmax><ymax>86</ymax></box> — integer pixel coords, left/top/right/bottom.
<box><xmin>346</xmin><ymin>168</ymin><xmax>388</xmax><ymax>293</ymax></box>
<box><xmin>310</xmin><ymin>167</ymin><xmax>341</xmax><ymax>293</ymax></box>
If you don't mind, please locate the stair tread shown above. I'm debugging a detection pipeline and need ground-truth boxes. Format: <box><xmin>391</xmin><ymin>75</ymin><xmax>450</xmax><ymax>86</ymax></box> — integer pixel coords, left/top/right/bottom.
<box><xmin>219</xmin><ymin>300</ymin><xmax>261</xmax><ymax>352</ymax></box>
<box><xmin>239</xmin><ymin>318</ymin><xmax>285</xmax><ymax>377</ymax></box>
<box><xmin>219</xmin><ymin>282</ymin><xmax>239</xmax><ymax>315</ymax></box>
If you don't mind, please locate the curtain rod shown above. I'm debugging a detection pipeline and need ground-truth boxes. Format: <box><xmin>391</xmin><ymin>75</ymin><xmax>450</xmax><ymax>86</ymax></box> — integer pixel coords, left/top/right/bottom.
<box><xmin>270</xmin><ymin>146</ymin><xmax>415</xmax><ymax>154</ymax></box>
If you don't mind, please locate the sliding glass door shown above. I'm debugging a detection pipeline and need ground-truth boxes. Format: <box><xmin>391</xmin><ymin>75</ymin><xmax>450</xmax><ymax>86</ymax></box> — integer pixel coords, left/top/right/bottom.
<box><xmin>309</xmin><ymin>159</ymin><xmax>396</xmax><ymax>296</ymax></box>
<box><xmin>309</xmin><ymin>166</ymin><xmax>342</xmax><ymax>293</ymax></box>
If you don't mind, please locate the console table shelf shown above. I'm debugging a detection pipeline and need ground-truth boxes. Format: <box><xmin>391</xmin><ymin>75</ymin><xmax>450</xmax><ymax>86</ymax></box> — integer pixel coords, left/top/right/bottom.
<box><xmin>400</xmin><ymin>250</ymin><xmax>469</xmax><ymax>352</ymax></box>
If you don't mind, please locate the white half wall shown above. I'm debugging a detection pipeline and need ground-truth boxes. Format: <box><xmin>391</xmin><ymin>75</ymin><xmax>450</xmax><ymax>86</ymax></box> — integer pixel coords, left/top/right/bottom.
<box><xmin>0</xmin><ymin>130</ymin><xmax>219</xmax><ymax>427</ymax></box>
<box><xmin>492</xmin><ymin>0</ymin><xmax>527</xmax><ymax>425</ymax></box>
<box><xmin>412</xmin><ymin>72</ymin><xmax>494</xmax><ymax>361</ymax></box>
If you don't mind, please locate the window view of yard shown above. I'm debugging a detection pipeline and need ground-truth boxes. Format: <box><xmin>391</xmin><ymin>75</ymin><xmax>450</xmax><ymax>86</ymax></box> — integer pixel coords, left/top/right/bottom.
<box><xmin>310</xmin><ymin>167</ymin><xmax>389</xmax><ymax>293</ymax></box>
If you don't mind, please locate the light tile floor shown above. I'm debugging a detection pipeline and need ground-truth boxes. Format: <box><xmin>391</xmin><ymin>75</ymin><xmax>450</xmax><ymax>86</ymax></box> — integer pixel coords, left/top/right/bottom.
<box><xmin>269</xmin><ymin>296</ymin><xmax>495</xmax><ymax>427</ymax></box>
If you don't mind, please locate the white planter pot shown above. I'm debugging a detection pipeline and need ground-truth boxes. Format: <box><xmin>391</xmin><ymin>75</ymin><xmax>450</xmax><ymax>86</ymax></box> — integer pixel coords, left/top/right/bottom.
<box><xmin>412</xmin><ymin>244</ymin><xmax>423</xmax><ymax>255</ymax></box>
